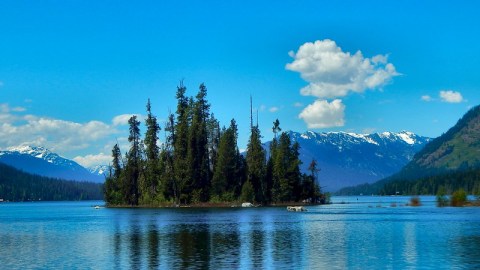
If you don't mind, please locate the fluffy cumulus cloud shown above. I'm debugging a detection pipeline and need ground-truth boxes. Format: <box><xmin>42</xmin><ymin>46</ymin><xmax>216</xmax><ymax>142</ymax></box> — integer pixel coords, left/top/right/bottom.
<box><xmin>286</xmin><ymin>39</ymin><xmax>399</xmax><ymax>99</ymax></box>
<box><xmin>112</xmin><ymin>114</ymin><xmax>144</xmax><ymax>126</ymax></box>
<box><xmin>73</xmin><ymin>153</ymin><xmax>112</xmax><ymax>168</ymax></box>
<box><xmin>299</xmin><ymin>99</ymin><xmax>345</xmax><ymax>128</ymax></box>
<box><xmin>287</xmin><ymin>39</ymin><xmax>399</xmax><ymax>129</ymax></box>
<box><xmin>439</xmin><ymin>90</ymin><xmax>464</xmax><ymax>103</ymax></box>
<box><xmin>0</xmin><ymin>103</ymin><xmax>118</xmax><ymax>154</ymax></box>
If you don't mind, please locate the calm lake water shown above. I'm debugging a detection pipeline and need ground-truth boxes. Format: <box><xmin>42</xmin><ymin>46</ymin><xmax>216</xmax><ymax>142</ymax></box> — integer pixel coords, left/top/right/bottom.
<box><xmin>1</xmin><ymin>196</ymin><xmax>480</xmax><ymax>269</ymax></box>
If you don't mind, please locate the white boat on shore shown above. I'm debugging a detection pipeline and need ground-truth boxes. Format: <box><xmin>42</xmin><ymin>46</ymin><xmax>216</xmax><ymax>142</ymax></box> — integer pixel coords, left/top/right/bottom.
<box><xmin>287</xmin><ymin>206</ymin><xmax>307</xmax><ymax>212</ymax></box>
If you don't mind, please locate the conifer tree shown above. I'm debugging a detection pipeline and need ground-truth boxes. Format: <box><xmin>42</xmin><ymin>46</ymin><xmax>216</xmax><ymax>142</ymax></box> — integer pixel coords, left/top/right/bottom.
<box><xmin>246</xmin><ymin>125</ymin><xmax>266</xmax><ymax>204</ymax></box>
<box><xmin>212</xmin><ymin>119</ymin><xmax>241</xmax><ymax>199</ymax></box>
<box><xmin>143</xmin><ymin>99</ymin><xmax>161</xmax><ymax>203</ymax></box>
<box><xmin>126</xmin><ymin>115</ymin><xmax>142</xmax><ymax>205</ymax></box>
<box><xmin>173</xmin><ymin>82</ymin><xmax>191</xmax><ymax>204</ymax></box>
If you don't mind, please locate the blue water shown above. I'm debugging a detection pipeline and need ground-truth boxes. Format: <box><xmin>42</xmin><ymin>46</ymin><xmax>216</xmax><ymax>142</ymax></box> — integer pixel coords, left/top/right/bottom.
<box><xmin>1</xmin><ymin>196</ymin><xmax>479</xmax><ymax>269</ymax></box>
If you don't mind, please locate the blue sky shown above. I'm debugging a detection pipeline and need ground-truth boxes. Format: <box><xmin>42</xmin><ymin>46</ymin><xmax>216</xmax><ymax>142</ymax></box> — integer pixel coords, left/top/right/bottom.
<box><xmin>1</xmin><ymin>1</ymin><xmax>479</xmax><ymax>167</ymax></box>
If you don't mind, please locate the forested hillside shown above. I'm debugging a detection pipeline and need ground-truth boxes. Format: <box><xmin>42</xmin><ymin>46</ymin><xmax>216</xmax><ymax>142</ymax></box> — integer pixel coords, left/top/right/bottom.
<box><xmin>104</xmin><ymin>83</ymin><xmax>325</xmax><ymax>206</ymax></box>
<box><xmin>337</xmin><ymin>105</ymin><xmax>480</xmax><ymax>195</ymax></box>
<box><xmin>0</xmin><ymin>162</ymin><xmax>103</xmax><ymax>201</ymax></box>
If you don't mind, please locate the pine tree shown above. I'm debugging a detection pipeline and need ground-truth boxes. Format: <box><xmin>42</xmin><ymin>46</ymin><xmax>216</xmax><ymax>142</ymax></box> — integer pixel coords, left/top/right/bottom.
<box><xmin>173</xmin><ymin>82</ymin><xmax>191</xmax><ymax>204</ymax></box>
<box><xmin>212</xmin><ymin>119</ymin><xmax>242</xmax><ymax>200</ymax></box>
<box><xmin>143</xmin><ymin>99</ymin><xmax>161</xmax><ymax>204</ymax></box>
<box><xmin>246</xmin><ymin>125</ymin><xmax>266</xmax><ymax>204</ymax></box>
<box><xmin>126</xmin><ymin>115</ymin><xmax>142</xmax><ymax>206</ymax></box>
<box><xmin>188</xmin><ymin>84</ymin><xmax>211</xmax><ymax>202</ymax></box>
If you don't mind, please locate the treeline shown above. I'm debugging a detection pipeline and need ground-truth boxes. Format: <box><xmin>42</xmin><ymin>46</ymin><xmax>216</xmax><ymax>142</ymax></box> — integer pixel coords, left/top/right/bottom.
<box><xmin>0</xmin><ymin>162</ymin><xmax>103</xmax><ymax>201</ymax></box>
<box><xmin>336</xmin><ymin>168</ymin><xmax>480</xmax><ymax>196</ymax></box>
<box><xmin>105</xmin><ymin>83</ymin><xmax>324</xmax><ymax>206</ymax></box>
<box><xmin>380</xmin><ymin>168</ymin><xmax>480</xmax><ymax>195</ymax></box>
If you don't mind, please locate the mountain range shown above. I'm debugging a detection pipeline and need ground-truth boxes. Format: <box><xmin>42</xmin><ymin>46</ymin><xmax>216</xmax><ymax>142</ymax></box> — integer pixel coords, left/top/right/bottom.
<box><xmin>0</xmin><ymin>131</ymin><xmax>431</xmax><ymax>191</ymax></box>
<box><xmin>265</xmin><ymin>130</ymin><xmax>430</xmax><ymax>191</ymax></box>
<box><xmin>0</xmin><ymin>146</ymin><xmax>105</xmax><ymax>183</ymax></box>
<box><xmin>337</xmin><ymin>104</ymin><xmax>480</xmax><ymax>195</ymax></box>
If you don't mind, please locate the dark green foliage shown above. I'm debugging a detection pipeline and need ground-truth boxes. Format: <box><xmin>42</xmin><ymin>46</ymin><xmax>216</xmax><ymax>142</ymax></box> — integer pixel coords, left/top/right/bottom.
<box><xmin>0</xmin><ymin>162</ymin><xmax>103</xmax><ymax>201</ymax></box>
<box><xmin>246</xmin><ymin>126</ymin><xmax>267</xmax><ymax>203</ymax></box>
<box><xmin>339</xmin><ymin>168</ymin><xmax>480</xmax><ymax>196</ymax></box>
<box><xmin>104</xmin><ymin>83</ymin><xmax>324</xmax><ymax>206</ymax></box>
<box><xmin>240</xmin><ymin>180</ymin><xmax>255</xmax><ymax>203</ymax></box>
<box><xmin>126</xmin><ymin>115</ymin><xmax>142</xmax><ymax>206</ymax></box>
<box><xmin>267</xmin><ymin>120</ymin><xmax>322</xmax><ymax>204</ymax></box>
<box><xmin>436</xmin><ymin>186</ymin><xmax>449</xmax><ymax>207</ymax></box>
<box><xmin>451</xmin><ymin>188</ymin><xmax>467</xmax><ymax>207</ymax></box>
<box><xmin>212</xmin><ymin>119</ymin><xmax>243</xmax><ymax>199</ymax></box>
<box><xmin>142</xmin><ymin>99</ymin><xmax>162</xmax><ymax>204</ymax></box>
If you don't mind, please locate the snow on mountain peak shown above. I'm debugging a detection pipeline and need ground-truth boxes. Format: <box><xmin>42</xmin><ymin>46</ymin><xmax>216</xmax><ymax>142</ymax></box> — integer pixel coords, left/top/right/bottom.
<box><xmin>397</xmin><ymin>131</ymin><xmax>416</xmax><ymax>145</ymax></box>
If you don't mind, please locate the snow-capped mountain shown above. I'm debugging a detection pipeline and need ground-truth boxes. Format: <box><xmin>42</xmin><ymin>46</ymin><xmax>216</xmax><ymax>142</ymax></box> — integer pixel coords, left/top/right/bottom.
<box><xmin>88</xmin><ymin>165</ymin><xmax>111</xmax><ymax>177</ymax></box>
<box><xmin>265</xmin><ymin>131</ymin><xmax>431</xmax><ymax>192</ymax></box>
<box><xmin>0</xmin><ymin>146</ymin><xmax>104</xmax><ymax>183</ymax></box>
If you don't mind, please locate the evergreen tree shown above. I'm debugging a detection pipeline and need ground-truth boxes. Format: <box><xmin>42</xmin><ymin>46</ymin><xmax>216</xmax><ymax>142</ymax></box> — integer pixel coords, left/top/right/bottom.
<box><xmin>212</xmin><ymin>119</ymin><xmax>241</xmax><ymax>199</ymax></box>
<box><xmin>188</xmin><ymin>84</ymin><xmax>211</xmax><ymax>202</ymax></box>
<box><xmin>173</xmin><ymin>82</ymin><xmax>191</xmax><ymax>204</ymax></box>
<box><xmin>126</xmin><ymin>115</ymin><xmax>142</xmax><ymax>206</ymax></box>
<box><xmin>143</xmin><ymin>99</ymin><xmax>161</xmax><ymax>204</ymax></box>
<box><xmin>246</xmin><ymin>125</ymin><xmax>266</xmax><ymax>204</ymax></box>
<box><xmin>161</xmin><ymin>113</ymin><xmax>177</xmax><ymax>202</ymax></box>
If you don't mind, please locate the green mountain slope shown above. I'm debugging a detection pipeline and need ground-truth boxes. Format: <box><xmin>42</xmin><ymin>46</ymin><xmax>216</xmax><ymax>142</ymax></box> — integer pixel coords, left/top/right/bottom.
<box><xmin>0</xmin><ymin>162</ymin><xmax>104</xmax><ymax>201</ymax></box>
<box><xmin>337</xmin><ymin>105</ymin><xmax>480</xmax><ymax>195</ymax></box>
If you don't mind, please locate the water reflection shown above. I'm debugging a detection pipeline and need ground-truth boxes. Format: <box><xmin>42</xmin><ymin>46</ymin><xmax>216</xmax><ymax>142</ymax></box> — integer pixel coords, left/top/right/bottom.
<box><xmin>147</xmin><ymin>223</ymin><xmax>159</xmax><ymax>269</ymax></box>
<box><xmin>103</xmin><ymin>204</ymin><xmax>480</xmax><ymax>269</ymax></box>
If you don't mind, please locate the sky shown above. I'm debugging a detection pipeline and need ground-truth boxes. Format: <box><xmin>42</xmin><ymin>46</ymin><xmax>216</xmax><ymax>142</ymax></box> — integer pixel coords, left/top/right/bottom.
<box><xmin>1</xmin><ymin>1</ymin><xmax>479</xmax><ymax>168</ymax></box>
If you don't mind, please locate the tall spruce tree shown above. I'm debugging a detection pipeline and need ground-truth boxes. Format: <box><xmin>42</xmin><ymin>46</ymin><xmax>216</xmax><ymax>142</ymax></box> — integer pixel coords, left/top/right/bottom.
<box><xmin>143</xmin><ymin>99</ymin><xmax>161</xmax><ymax>203</ymax></box>
<box><xmin>126</xmin><ymin>115</ymin><xmax>142</xmax><ymax>205</ymax></box>
<box><xmin>188</xmin><ymin>84</ymin><xmax>211</xmax><ymax>202</ymax></box>
<box><xmin>246</xmin><ymin>125</ymin><xmax>266</xmax><ymax>204</ymax></box>
<box><xmin>173</xmin><ymin>82</ymin><xmax>191</xmax><ymax>204</ymax></box>
<box><xmin>212</xmin><ymin>119</ymin><xmax>241</xmax><ymax>199</ymax></box>
<box><xmin>104</xmin><ymin>143</ymin><xmax>123</xmax><ymax>205</ymax></box>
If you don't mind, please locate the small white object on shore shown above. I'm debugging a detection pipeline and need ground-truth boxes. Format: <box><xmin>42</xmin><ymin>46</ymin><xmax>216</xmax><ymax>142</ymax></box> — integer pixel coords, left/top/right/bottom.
<box><xmin>287</xmin><ymin>206</ymin><xmax>307</xmax><ymax>212</ymax></box>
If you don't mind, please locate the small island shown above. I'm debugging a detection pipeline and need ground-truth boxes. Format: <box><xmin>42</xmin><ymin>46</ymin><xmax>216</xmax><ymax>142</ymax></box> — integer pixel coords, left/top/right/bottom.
<box><xmin>104</xmin><ymin>83</ymin><xmax>329</xmax><ymax>207</ymax></box>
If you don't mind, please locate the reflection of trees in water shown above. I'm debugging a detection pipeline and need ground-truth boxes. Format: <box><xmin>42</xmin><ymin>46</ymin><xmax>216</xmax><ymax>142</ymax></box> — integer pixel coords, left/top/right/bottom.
<box><xmin>272</xmin><ymin>227</ymin><xmax>303</xmax><ymax>268</ymax></box>
<box><xmin>129</xmin><ymin>224</ymin><xmax>142</xmax><ymax>270</ymax></box>
<box><xmin>172</xmin><ymin>224</ymin><xmax>211</xmax><ymax>269</ymax></box>
<box><xmin>250</xmin><ymin>229</ymin><xmax>265</xmax><ymax>267</ymax></box>
<box><xmin>210</xmin><ymin>225</ymin><xmax>240</xmax><ymax>268</ymax></box>
<box><xmin>453</xmin><ymin>235</ymin><xmax>480</xmax><ymax>267</ymax></box>
<box><xmin>147</xmin><ymin>223</ymin><xmax>159</xmax><ymax>269</ymax></box>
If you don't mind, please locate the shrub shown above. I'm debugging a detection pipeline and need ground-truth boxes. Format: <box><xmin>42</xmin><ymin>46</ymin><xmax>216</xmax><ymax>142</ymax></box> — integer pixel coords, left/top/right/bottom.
<box><xmin>450</xmin><ymin>188</ymin><xmax>467</xmax><ymax>207</ymax></box>
<box><xmin>436</xmin><ymin>186</ymin><xmax>449</xmax><ymax>207</ymax></box>
<box><xmin>409</xmin><ymin>196</ymin><xmax>421</xmax><ymax>207</ymax></box>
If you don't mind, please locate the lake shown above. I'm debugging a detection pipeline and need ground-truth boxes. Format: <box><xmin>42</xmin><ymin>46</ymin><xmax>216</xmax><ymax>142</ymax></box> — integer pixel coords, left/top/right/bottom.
<box><xmin>1</xmin><ymin>196</ymin><xmax>479</xmax><ymax>269</ymax></box>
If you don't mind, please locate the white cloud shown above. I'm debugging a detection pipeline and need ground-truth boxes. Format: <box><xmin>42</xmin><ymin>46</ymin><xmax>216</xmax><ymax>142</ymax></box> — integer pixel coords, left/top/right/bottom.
<box><xmin>73</xmin><ymin>153</ymin><xmax>112</xmax><ymax>168</ymax></box>
<box><xmin>269</xmin><ymin>106</ymin><xmax>279</xmax><ymax>113</ymax></box>
<box><xmin>298</xmin><ymin>99</ymin><xmax>345</xmax><ymax>128</ymax></box>
<box><xmin>293</xmin><ymin>102</ymin><xmax>303</xmax><ymax>107</ymax></box>
<box><xmin>112</xmin><ymin>114</ymin><xmax>139</xmax><ymax>126</ymax></box>
<box><xmin>439</xmin><ymin>90</ymin><xmax>463</xmax><ymax>103</ymax></box>
<box><xmin>421</xmin><ymin>95</ymin><xmax>432</xmax><ymax>102</ymax></box>
<box><xmin>286</xmin><ymin>39</ymin><xmax>399</xmax><ymax>99</ymax></box>
<box><xmin>0</xmin><ymin>105</ymin><xmax>118</xmax><ymax>153</ymax></box>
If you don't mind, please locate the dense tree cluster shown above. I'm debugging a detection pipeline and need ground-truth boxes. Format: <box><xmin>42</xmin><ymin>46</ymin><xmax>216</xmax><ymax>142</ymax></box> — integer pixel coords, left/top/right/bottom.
<box><xmin>338</xmin><ymin>168</ymin><xmax>480</xmax><ymax>196</ymax></box>
<box><xmin>0</xmin><ymin>163</ymin><xmax>103</xmax><ymax>201</ymax></box>
<box><xmin>105</xmin><ymin>83</ymin><xmax>323</xmax><ymax>206</ymax></box>
<box><xmin>380</xmin><ymin>168</ymin><xmax>480</xmax><ymax>196</ymax></box>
